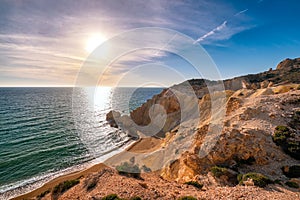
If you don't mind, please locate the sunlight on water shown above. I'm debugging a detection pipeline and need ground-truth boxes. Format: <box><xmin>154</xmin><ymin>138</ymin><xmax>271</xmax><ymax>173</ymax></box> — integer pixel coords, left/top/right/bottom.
<box><xmin>94</xmin><ymin>87</ymin><xmax>112</xmax><ymax>110</ymax></box>
<box><xmin>78</xmin><ymin>87</ymin><xmax>112</xmax><ymax>112</ymax></box>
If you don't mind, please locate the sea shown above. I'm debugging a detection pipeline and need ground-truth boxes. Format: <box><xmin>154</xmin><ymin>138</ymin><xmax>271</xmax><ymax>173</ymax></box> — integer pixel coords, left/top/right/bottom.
<box><xmin>0</xmin><ymin>87</ymin><xmax>163</xmax><ymax>199</ymax></box>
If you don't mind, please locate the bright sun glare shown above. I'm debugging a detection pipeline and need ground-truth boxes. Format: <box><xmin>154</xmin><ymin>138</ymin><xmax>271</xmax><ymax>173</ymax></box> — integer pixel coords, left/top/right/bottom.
<box><xmin>85</xmin><ymin>34</ymin><xmax>107</xmax><ymax>53</ymax></box>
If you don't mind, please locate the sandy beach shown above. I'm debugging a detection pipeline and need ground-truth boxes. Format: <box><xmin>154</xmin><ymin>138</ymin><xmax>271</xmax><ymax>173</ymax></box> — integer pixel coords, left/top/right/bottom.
<box><xmin>12</xmin><ymin>163</ymin><xmax>107</xmax><ymax>200</ymax></box>
<box><xmin>12</xmin><ymin>137</ymin><xmax>162</xmax><ymax>200</ymax></box>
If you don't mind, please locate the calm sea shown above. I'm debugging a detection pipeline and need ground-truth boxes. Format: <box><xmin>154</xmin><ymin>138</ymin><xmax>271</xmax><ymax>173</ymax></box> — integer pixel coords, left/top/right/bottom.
<box><xmin>0</xmin><ymin>87</ymin><xmax>163</xmax><ymax>199</ymax></box>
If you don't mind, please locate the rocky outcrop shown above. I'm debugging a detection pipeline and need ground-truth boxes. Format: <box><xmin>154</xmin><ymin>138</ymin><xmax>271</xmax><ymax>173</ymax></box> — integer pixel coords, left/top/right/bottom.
<box><xmin>106</xmin><ymin>57</ymin><xmax>300</xmax><ymax>185</ymax></box>
<box><xmin>106</xmin><ymin>110</ymin><xmax>121</xmax><ymax>128</ymax></box>
<box><xmin>276</xmin><ymin>58</ymin><xmax>300</xmax><ymax>70</ymax></box>
<box><xmin>161</xmin><ymin>87</ymin><xmax>300</xmax><ymax>183</ymax></box>
<box><xmin>108</xmin><ymin>58</ymin><xmax>300</xmax><ymax>138</ymax></box>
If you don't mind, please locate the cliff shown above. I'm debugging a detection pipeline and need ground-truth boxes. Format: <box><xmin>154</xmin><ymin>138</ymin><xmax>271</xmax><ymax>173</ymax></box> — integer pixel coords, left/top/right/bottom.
<box><xmin>106</xmin><ymin>57</ymin><xmax>300</xmax><ymax>186</ymax></box>
<box><xmin>108</xmin><ymin>58</ymin><xmax>300</xmax><ymax>137</ymax></box>
<box><xmin>19</xmin><ymin>58</ymin><xmax>300</xmax><ymax>200</ymax></box>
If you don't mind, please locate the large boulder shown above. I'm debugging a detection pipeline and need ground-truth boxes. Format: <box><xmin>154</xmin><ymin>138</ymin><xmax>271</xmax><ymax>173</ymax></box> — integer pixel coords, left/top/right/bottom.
<box><xmin>106</xmin><ymin>110</ymin><xmax>121</xmax><ymax>128</ymax></box>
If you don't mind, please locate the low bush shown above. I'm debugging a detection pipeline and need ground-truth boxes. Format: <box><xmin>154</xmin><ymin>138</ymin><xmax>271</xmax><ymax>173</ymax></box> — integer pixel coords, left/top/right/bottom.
<box><xmin>211</xmin><ymin>166</ymin><xmax>238</xmax><ymax>185</ymax></box>
<box><xmin>285</xmin><ymin>181</ymin><xmax>299</xmax><ymax>188</ymax></box>
<box><xmin>272</xmin><ymin>126</ymin><xmax>300</xmax><ymax>160</ymax></box>
<box><xmin>185</xmin><ymin>181</ymin><xmax>203</xmax><ymax>189</ymax></box>
<box><xmin>178</xmin><ymin>196</ymin><xmax>197</xmax><ymax>200</ymax></box>
<box><xmin>52</xmin><ymin>179</ymin><xmax>80</xmax><ymax>199</ymax></box>
<box><xmin>238</xmin><ymin>172</ymin><xmax>272</xmax><ymax>187</ymax></box>
<box><xmin>210</xmin><ymin>166</ymin><xmax>229</xmax><ymax>178</ymax></box>
<box><xmin>273</xmin><ymin>126</ymin><xmax>291</xmax><ymax>145</ymax></box>
<box><xmin>116</xmin><ymin>162</ymin><xmax>141</xmax><ymax>178</ymax></box>
<box><xmin>37</xmin><ymin>189</ymin><xmax>50</xmax><ymax>199</ymax></box>
<box><xmin>274</xmin><ymin>179</ymin><xmax>282</xmax><ymax>185</ymax></box>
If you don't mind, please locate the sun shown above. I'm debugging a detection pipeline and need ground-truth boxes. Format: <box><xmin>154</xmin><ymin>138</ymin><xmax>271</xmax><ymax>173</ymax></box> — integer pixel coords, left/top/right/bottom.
<box><xmin>85</xmin><ymin>34</ymin><xmax>107</xmax><ymax>53</ymax></box>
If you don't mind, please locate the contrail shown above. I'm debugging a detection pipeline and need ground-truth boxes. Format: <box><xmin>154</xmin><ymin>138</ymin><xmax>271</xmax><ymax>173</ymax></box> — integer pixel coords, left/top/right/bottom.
<box><xmin>193</xmin><ymin>20</ymin><xmax>227</xmax><ymax>44</ymax></box>
<box><xmin>234</xmin><ymin>9</ymin><xmax>248</xmax><ymax>16</ymax></box>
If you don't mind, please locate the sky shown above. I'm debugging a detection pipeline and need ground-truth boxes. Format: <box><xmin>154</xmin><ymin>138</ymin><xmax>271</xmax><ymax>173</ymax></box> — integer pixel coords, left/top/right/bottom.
<box><xmin>0</xmin><ymin>0</ymin><xmax>300</xmax><ymax>87</ymax></box>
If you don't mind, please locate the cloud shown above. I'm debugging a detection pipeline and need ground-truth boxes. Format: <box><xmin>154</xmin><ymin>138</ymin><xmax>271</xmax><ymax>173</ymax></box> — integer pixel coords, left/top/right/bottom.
<box><xmin>234</xmin><ymin>9</ymin><xmax>249</xmax><ymax>16</ymax></box>
<box><xmin>0</xmin><ymin>0</ymin><xmax>255</xmax><ymax>86</ymax></box>
<box><xmin>194</xmin><ymin>21</ymin><xmax>228</xmax><ymax>44</ymax></box>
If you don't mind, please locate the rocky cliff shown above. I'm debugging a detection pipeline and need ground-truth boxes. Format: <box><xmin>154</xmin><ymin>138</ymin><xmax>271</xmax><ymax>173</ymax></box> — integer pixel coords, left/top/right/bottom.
<box><xmin>20</xmin><ymin>58</ymin><xmax>300</xmax><ymax>200</ymax></box>
<box><xmin>106</xmin><ymin>58</ymin><xmax>300</xmax><ymax>187</ymax></box>
<box><xmin>108</xmin><ymin>58</ymin><xmax>300</xmax><ymax>136</ymax></box>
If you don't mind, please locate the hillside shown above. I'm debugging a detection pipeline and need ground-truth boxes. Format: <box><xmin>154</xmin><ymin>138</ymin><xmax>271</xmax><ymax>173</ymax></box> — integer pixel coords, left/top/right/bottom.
<box><xmin>15</xmin><ymin>58</ymin><xmax>300</xmax><ymax>200</ymax></box>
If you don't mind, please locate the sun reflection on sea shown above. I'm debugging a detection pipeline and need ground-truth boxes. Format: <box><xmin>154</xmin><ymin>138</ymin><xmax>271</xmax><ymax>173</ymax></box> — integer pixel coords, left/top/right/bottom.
<box><xmin>81</xmin><ymin>87</ymin><xmax>112</xmax><ymax>112</ymax></box>
<box><xmin>93</xmin><ymin>87</ymin><xmax>112</xmax><ymax>111</ymax></box>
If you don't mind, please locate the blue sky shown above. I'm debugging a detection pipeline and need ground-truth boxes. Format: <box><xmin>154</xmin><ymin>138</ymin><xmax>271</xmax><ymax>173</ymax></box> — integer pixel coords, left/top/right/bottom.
<box><xmin>0</xmin><ymin>0</ymin><xmax>299</xmax><ymax>86</ymax></box>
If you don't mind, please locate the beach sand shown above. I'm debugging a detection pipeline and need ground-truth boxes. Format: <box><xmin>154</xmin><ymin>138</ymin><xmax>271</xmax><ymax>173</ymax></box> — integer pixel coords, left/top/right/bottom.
<box><xmin>12</xmin><ymin>137</ymin><xmax>162</xmax><ymax>200</ymax></box>
<box><xmin>12</xmin><ymin>163</ymin><xmax>107</xmax><ymax>200</ymax></box>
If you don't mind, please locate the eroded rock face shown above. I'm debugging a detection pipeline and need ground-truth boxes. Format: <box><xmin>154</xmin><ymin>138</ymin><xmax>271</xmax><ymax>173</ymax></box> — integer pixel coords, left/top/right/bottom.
<box><xmin>161</xmin><ymin>87</ymin><xmax>300</xmax><ymax>182</ymax></box>
<box><xmin>106</xmin><ymin>58</ymin><xmax>300</xmax><ymax>184</ymax></box>
<box><xmin>129</xmin><ymin>88</ymin><xmax>181</xmax><ymax>133</ymax></box>
<box><xmin>107</xmin><ymin>58</ymin><xmax>300</xmax><ymax>138</ymax></box>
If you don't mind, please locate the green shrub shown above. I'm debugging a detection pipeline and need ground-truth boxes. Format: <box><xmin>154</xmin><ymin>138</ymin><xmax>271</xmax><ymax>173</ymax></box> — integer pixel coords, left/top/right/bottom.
<box><xmin>178</xmin><ymin>196</ymin><xmax>197</xmax><ymax>200</ymax></box>
<box><xmin>238</xmin><ymin>172</ymin><xmax>272</xmax><ymax>187</ymax></box>
<box><xmin>185</xmin><ymin>181</ymin><xmax>203</xmax><ymax>189</ymax></box>
<box><xmin>285</xmin><ymin>181</ymin><xmax>299</xmax><ymax>188</ymax></box>
<box><xmin>282</xmin><ymin>165</ymin><xmax>300</xmax><ymax>178</ymax></box>
<box><xmin>116</xmin><ymin>162</ymin><xmax>141</xmax><ymax>178</ymax></box>
<box><xmin>274</xmin><ymin>179</ymin><xmax>282</xmax><ymax>185</ymax></box>
<box><xmin>211</xmin><ymin>166</ymin><xmax>229</xmax><ymax>178</ymax></box>
<box><xmin>272</xmin><ymin>126</ymin><xmax>300</xmax><ymax>160</ymax></box>
<box><xmin>276</xmin><ymin>125</ymin><xmax>290</xmax><ymax>132</ymax></box>
<box><xmin>37</xmin><ymin>189</ymin><xmax>50</xmax><ymax>199</ymax></box>
<box><xmin>102</xmin><ymin>194</ymin><xmax>122</xmax><ymax>200</ymax></box>
<box><xmin>62</xmin><ymin>179</ymin><xmax>80</xmax><ymax>193</ymax></box>
<box><xmin>273</xmin><ymin>126</ymin><xmax>290</xmax><ymax>145</ymax></box>
<box><xmin>52</xmin><ymin>179</ymin><xmax>80</xmax><ymax>195</ymax></box>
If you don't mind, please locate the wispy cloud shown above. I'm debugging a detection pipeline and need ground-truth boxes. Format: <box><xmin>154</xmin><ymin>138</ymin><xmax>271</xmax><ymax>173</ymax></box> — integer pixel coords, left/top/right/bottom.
<box><xmin>0</xmin><ymin>0</ymin><xmax>255</xmax><ymax>86</ymax></box>
<box><xmin>234</xmin><ymin>9</ymin><xmax>248</xmax><ymax>16</ymax></box>
<box><xmin>194</xmin><ymin>21</ymin><xmax>228</xmax><ymax>44</ymax></box>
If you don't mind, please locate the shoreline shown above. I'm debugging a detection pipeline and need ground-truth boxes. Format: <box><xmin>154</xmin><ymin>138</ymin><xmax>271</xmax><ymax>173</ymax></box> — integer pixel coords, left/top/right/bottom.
<box><xmin>11</xmin><ymin>137</ymin><xmax>161</xmax><ymax>200</ymax></box>
<box><xmin>12</xmin><ymin>162</ymin><xmax>107</xmax><ymax>200</ymax></box>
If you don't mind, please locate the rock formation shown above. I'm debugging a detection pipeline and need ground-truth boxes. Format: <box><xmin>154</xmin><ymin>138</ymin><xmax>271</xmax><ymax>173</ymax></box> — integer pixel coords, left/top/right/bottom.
<box><xmin>106</xmin><ymin>57</ymin><xmax>300</xmax><ymax>187</ymax></box>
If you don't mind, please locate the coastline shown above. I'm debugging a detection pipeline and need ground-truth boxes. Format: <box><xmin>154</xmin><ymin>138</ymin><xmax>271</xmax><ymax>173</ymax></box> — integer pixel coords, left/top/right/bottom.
<box><xmin>11</xmin><ymin>137</ymin><xmax>161</xmax><ymax>200</ymax></box>
<box><xmin>12</xmin><ymin>163</ymin><xmax>107</xmax><ymax>200</ymax></box>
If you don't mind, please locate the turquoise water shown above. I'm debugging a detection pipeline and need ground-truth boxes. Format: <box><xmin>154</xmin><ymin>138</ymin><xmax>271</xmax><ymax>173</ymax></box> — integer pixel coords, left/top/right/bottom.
<box><xmin>0</xmin><ymin>87</ymin><xmax>162</xmax><ymax>199</ymax></box>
